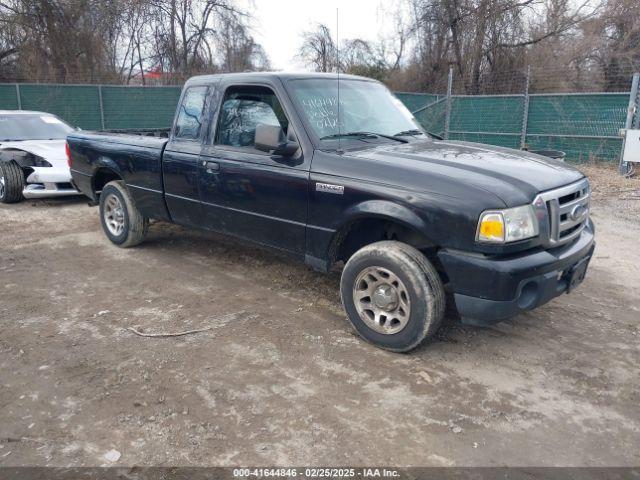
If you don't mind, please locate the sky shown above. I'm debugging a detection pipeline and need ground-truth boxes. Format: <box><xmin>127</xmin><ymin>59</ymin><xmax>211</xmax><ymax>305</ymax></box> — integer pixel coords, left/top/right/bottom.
<box><xmin>250</xmin><ymin>0</ymin><xmax>392</xmax><ymax>71</ymax></box>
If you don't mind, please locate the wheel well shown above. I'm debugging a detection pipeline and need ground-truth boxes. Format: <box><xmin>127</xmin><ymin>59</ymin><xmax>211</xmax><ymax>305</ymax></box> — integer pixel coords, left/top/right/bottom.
<box><xmin>1</xmin><ymin>151</ymin><xmax>31</xmax><ymax>179</ymax></box>
<box><xmin>332</xmin><ymin>217</ymin><xmax>436</xmax><ymax>264</ymax></box>
<box><xmin>93</xmin><ymin>168</ymin><xmax>122</xmax><ymax>196</ymax></box>
<box><xmin>330</xmin><ymin>217</ymin><xmax>449</xmax><ymax>284</ymax></box>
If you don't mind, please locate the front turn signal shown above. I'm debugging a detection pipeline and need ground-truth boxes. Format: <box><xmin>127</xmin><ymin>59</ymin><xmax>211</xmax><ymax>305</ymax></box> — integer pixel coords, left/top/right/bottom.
<box><xmin>478</xmin><ymin>212</ymin><xmax>505</xmax><ymax>242</ymax></box>
<box><xmin>477</xmin><ymin>205</ymin><xmax>539</xmax><ymax>243</ymax></box>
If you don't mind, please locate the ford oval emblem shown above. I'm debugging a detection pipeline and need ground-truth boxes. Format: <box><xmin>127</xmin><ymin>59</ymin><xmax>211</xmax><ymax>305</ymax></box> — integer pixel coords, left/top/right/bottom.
<box><xmin>570</xmin><ymin>204</ymin><xmax>586</xmax><ymax>221</ymax></box>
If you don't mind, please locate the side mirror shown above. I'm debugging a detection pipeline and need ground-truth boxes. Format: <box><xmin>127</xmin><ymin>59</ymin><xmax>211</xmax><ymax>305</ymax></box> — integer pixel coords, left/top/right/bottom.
<box><xmin>255</xmin><ymin>124</ymin><xmax>299</xmax><ymax>157</ymax></box>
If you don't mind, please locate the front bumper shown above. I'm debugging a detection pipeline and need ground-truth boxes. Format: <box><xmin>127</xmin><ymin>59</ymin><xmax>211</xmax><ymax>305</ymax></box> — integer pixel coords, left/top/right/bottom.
<box><xmin>23</xmin><ymin>183</ymin><xmax>82</xmax><ymax>198</ymax></box>
<box><xmin>437</xmin><ymin>219</ymin><xmax>595</xmax><ymax>326</ymax></box>
<box><xmin>24</xmin><ymin>167</ymin><xmax>81</xmax><ymax>199</ymax></box>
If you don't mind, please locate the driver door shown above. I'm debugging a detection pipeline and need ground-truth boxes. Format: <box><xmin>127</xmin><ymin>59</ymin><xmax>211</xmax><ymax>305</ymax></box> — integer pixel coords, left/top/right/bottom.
<box><xmin>198</xmin><ymin>82</ymin><xmax>309</xmax><ymax>256</ymax></box>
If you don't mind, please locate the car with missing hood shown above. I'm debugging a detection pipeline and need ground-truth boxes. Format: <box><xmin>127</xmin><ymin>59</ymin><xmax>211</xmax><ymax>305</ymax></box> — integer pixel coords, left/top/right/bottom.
<box><xmin>0</xmin><ymin>110</ymin><xmax>81</xmax><ymax>203</ymax></box>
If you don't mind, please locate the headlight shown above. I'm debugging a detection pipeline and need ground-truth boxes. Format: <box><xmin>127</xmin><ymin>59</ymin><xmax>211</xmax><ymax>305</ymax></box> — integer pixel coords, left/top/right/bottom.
<box><xmin>477</xmin><ymin>205</ymin><xmax>539</xmax><ymax>243</ymax></box>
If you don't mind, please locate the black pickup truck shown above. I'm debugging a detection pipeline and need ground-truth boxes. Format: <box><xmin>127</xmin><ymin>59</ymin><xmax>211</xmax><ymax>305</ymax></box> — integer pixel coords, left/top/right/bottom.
<box><xmin>68</xmin><ymin>72</ymin><xmax>594</xmax><ymax>352</ymax></box>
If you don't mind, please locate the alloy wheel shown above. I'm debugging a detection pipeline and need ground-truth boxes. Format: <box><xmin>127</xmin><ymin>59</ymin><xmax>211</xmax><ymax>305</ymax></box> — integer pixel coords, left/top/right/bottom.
<box><xmin>104</xmin><ymin>193</ymin><xmax>125</xmax><ymax>236</ymax></box>
<box><xmin>353</xmin><ymin>266</ymin><xmax>411</xmax><ymax>334</ymax></box>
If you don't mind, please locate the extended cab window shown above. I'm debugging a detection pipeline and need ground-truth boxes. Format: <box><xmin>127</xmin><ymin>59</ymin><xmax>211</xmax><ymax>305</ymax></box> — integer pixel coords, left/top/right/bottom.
<box><xmin>174</xmin><ymin>86</ymin><xmax>208</xmax><ymax>140</ymax></box>
<box><xmin>215</xmin><ymin>85</ymin><xmax>289</xmax><ymax>150</ymax></box>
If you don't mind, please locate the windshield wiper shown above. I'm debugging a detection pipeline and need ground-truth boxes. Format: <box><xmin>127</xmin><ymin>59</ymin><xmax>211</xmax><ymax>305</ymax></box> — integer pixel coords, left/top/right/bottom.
<box><xmin>394</xmin><ymin>129</ymin><xmax>443</xmax><ymax>140</ymax></box>
<box><xmin>394</xmin><ymin>129</ymin><xmax>424</xmax><ymax>137</ymax></box>
<box><xmin>320</xmin><ymin>131</ymin><xmax>408</xmax><ymax>143</ymax></box>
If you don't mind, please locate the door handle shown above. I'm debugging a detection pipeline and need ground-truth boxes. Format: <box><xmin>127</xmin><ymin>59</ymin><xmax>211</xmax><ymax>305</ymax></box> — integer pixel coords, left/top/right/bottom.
<box><xmin>203</xmin><ymin>160</ymin><xmax>220</xmax><ymax>173</ymax></box>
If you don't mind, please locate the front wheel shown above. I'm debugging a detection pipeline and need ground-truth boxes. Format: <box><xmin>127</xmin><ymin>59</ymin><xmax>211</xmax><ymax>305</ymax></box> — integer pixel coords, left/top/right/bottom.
<box><xmin>0</xmin><ymin>161</ymin><xmax>25</xmax><ymax>204</ymax></box>
<box><xmin>99</xmin><ymin>180</ymin><xmax>149</xmax><ymax>247</ymax></box>
<box><xmin>340</xmin><ymin>241</ymin><xmax>445</xmax><ymax>352</ymax></box>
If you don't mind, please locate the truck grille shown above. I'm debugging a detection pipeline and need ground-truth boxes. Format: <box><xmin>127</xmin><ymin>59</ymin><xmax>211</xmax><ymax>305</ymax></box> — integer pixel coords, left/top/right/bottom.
<box><xmin>534</xmin><ymin>178</ymin><xmax>590</xmax><ymax>247</ymax></box>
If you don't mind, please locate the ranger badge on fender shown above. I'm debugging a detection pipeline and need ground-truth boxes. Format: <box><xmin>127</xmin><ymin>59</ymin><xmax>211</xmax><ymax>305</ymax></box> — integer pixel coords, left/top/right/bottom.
<box><xmin>316</xmin><ymin>183</ymin><xmax>344</xmax><ymax>195</ymax></box>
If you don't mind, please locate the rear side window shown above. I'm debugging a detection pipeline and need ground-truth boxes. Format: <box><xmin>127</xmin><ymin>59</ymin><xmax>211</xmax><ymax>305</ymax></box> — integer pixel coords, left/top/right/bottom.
<box><xmin>174</xmin><ymin>86</ymin><xmax>208</xmax><ymax>140</ymax></box>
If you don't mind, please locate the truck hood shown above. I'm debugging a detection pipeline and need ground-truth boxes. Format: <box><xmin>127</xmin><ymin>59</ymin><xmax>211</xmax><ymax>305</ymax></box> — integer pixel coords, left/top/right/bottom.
<box><xmin>0</xmin><ymin>139</ymin><xmax>67</xmax><ymax>167</ymax></box>
<box><xmin>349</xmin><ymin>139</ymin><xmax>585</xmax><ymax>207</ymax></box>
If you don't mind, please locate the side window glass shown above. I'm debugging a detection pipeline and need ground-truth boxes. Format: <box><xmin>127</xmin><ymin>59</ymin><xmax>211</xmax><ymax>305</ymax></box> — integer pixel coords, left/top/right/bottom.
<box><xmin>174</xmin><ymin>86</ymin><xmax>208</xmax><ymax>140</ymax></box>
<box><xmin>215</xmin><ymin>86</ymin><xmax>288</xmax><ymax>150</ymax></box>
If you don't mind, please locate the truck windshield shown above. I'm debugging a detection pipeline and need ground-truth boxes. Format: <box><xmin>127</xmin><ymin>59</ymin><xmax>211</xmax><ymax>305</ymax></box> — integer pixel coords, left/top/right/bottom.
<box><xmin>288</xmin><ymin>78</ymin><xmax>424</xmax><ymax>144</ymax></box>
<box><xmin>0</xmin><ymin>114</ymin><xmax>74</xmax><ymax>141</ymax></box>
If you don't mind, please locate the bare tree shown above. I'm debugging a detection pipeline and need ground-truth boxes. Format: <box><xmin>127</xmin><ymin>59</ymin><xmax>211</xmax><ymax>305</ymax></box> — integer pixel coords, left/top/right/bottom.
<box><xmin>145</xmin><ymin>0</ymin><xmax>251</xmax><ymax>81</ymax></box>
<box><xmin>0</xmin><ymin>0</ymin><xmax>149</xmax><ymax>82</ymax></box>
<box><xmin>215</xmin><ymin>9</ymin><xmax>270</xmax><ymax>73</ymax></box>
<box><xmin>296</xmin><ymin>24</ymin><xmax>394</xmax><ymax>80</ymax></box>
<box><xmin>339</xmin><ymin>39</ymin><xmax>389</xmax><ymax>80</ymax></box>
<box><xmin>0</xmin><ymin>6</ymin><xmax>21</xmax><ymax>78</ymax></box>
<box><xmin>584</xmin><ymin>0</ymin><xmax>640</xmax><ymax>90</ymax></box>
<box><xmin>0</xmin><ymin>0</ymin><xmax>269</xmax><ymax>84</ymax></box>
<box><xmin>401</xmin><ymin>0</ymin><xmax>600</xmax><ymax>93</ymax></box>
<box><xmin>297</xmin><ymin>23</ymin><xmax>337</xmax><ymax>73</ymax></box>
<box><xmin>103</xmin><ymin>0</ymin><xmax>151</xmax><ymax>84</ymax></box>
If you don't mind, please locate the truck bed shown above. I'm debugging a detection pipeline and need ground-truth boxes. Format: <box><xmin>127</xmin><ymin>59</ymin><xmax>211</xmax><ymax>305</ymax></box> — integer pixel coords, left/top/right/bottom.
<box><xmin>67</xmin><ymin>130</ymin><xmax>171</xmax><ymax>221</ymax></box>
<box><xmin>104</xmin><ymin>128</ymin><xmax>171</xmax><ymax>138</ymax></box>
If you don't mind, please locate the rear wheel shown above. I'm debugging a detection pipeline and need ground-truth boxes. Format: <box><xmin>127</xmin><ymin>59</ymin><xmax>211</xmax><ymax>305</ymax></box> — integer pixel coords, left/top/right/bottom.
<box><xmin>99</xmin><ymin>180</ymin><xmax>149</xmax><ymax>247</ymax></box>
<box><xmin>0</xmin><ymin>161</ymin><xmax>25</xmax><ymax>204</ymax></box>
<box><xmin>340</xmin><ymin>241</ymin><xmax>445</xmax><ymax>352</ymax></box>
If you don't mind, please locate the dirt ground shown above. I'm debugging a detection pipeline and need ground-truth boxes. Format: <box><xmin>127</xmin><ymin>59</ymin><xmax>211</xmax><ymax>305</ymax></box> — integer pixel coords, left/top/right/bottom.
<box><xmin>0</xmin><ymin>164</ymin><xmax>639</xmax><ymax>467</ymax></box>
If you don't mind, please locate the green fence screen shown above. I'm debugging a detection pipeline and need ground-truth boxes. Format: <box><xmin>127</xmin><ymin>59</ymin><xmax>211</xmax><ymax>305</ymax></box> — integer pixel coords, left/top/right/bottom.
<box><xmin>0</xmin><ymin>84</ymin><xmax>19</xmax><ymax>110</ymax></box>
<box><xmin>448</xmin><ymin>96</ymin><xmax>524</xmax><ymax>149</ymax></box>
<box><xmin>394</xmin><ymin>92</ymin><xmax>441</xmax><ymax>112</ymax></box>
<box><xmin>0</xmin><ymin>84</ymin><xmax>630</xmax><ymax>163</ymax></box>
<box><xmin>101</xmin><ymin>86</ymin><xmax>182</xmax><ymax>130</ymax></box>
<box><xmin>401</xmin><ymin>91</ymin><xmax>628</xmax><ymax>162</ymax></box>
<box><xmin>524</xmin><ymin>94</ymin><xmax>627</xmax><ymax>162</ymax></box>
<box><xmin>0</xmin><ymin>84</ymin><xmax>181</xmax><ymax>131</ymax></box>
<box><xmin>17</xmin><ymin>84</ymin><xmax>103</xmax><ymax>130</ymax></box>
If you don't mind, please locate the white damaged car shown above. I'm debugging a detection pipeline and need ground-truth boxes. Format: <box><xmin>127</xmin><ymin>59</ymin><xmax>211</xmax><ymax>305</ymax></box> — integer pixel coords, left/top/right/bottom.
<box><xmin>0</xmin><ymin>110</ymin><xmax>81</xmax><ymax>203</ymax></box>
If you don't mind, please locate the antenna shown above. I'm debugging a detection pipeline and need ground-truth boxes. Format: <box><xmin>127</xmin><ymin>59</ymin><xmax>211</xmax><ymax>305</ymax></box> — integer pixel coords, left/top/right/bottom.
<box><xmin>336</xmin><ymin>7</ymin><xmax>342</xmax><ymax>154</ymax></box>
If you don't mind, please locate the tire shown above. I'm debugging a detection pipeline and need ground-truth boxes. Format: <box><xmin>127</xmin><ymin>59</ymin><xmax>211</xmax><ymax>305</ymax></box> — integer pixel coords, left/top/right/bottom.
<box><xmin>340</xmin><ymin>241</ymin><xmax>445</xmax><ymax>352</ymax></box>
<box><xmin>99</xmin><ymin>180</ymin><xmax>149</xmax><ymax>248</ymax></box>
<box><xmin>0</xmin><ymin>161</ymin><xmax>25</xmax><ymax>204</ymax></box>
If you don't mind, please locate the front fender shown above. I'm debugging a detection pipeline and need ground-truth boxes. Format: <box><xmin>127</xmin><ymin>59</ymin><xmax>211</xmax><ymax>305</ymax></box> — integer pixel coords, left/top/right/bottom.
<box><xmin>341</xmin><ymin>199</ymin><xmax>428</xmax><ymax>233</ymax></box>
<box><xmin>319</xmin><ymin>200</ymin><xmax>432</xmax><ymax>269</ymax></box>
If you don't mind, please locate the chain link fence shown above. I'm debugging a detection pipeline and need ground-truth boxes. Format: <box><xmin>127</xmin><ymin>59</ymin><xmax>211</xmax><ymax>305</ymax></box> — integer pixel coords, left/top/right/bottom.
<box><xmin>0</xmin><ymin>84</ymin><xmax>182</xmax><ymax>130</ymax></box>
<box><xmin>396</xmin><ymin>67</ymin><xmax>640</xmax><ymax>164</ymax></box>
<box><xmin>1</xmin><ymin>68</ymin><xmax>639</xmax><ymax>166</ymax></box>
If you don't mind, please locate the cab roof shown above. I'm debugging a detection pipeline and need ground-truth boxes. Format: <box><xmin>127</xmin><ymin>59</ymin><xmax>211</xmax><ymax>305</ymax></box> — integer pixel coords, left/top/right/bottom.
<box><xmin>185</xmin><ymin>71</ymin><xmax>378</xmax><ymax>87</ymax></box>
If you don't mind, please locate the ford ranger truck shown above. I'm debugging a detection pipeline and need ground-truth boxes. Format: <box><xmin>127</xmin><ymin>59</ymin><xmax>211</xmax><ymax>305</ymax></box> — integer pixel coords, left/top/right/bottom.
<box><xmin>67</xmin><ymin>72</ymin><xmax>595</xmax><ymax>352</ymax></box>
